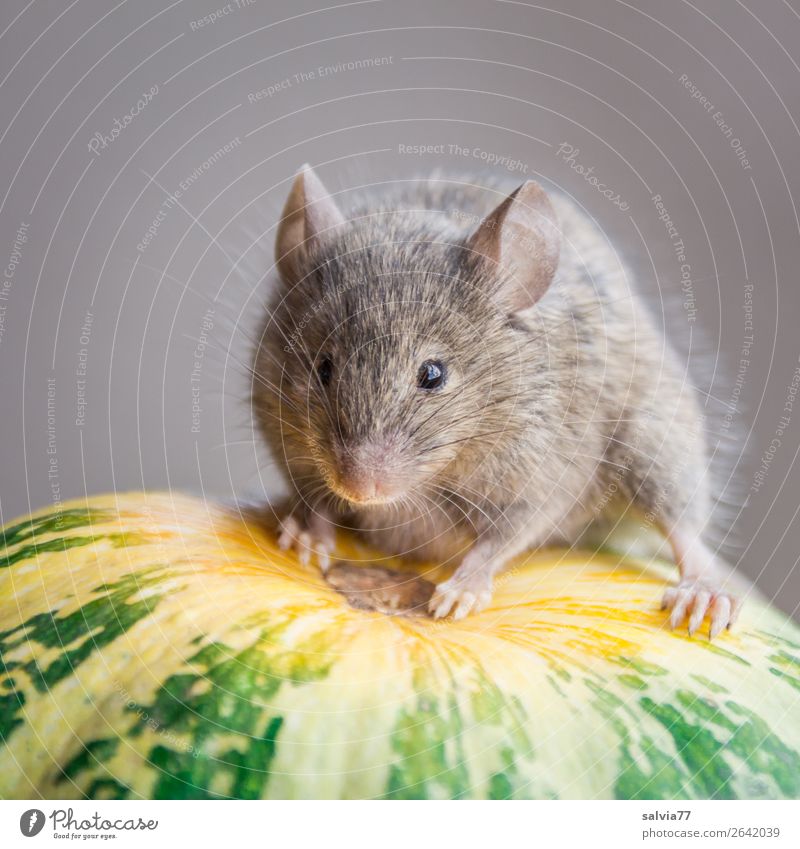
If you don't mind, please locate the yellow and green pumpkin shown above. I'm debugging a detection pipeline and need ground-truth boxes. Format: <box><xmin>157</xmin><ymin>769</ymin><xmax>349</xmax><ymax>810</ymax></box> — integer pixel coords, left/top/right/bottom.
<box><xmin>1</xmin><ymin>492</ymin><xmax>799</xmax><ymax>800</ymax></box>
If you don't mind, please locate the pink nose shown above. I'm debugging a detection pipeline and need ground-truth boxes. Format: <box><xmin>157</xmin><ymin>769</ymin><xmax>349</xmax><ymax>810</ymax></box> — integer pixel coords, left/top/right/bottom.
<box><xmin>334</xmin><ymin>440</ymin><xmax>401</xmax><ymax>504</ymax></box>
<box><xmin>337</xmin><ymin>469</ymin><xmax>383</xmax><ymax>501</ymax></box>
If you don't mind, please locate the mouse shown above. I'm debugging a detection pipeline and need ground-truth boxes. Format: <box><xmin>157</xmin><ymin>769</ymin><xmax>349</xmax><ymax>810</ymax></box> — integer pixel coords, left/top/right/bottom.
<box><xmin>251</xmin><ymin>164</ymin><xmax>740</xmax><ymax>637</ymax></box>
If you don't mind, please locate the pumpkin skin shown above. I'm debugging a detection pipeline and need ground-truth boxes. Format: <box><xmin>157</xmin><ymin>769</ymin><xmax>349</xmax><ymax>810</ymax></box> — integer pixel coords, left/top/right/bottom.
<box><xmin>1</xmin><ymin>492</ymin><xmax>799</xmax><ymax>800</ymax></box>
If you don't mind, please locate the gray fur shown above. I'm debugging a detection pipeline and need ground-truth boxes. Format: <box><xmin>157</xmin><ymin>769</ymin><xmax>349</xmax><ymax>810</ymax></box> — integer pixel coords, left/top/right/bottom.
<box><xmin>252</xmin><ymin>171</ymin><xmax>737</xmax><ymax>629</ymax></box>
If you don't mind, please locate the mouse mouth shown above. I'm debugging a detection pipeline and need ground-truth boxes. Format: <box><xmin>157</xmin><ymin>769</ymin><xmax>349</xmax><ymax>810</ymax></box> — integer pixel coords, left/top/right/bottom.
<box><xmin>327</xmin><ymin>478</ymin><xmax>405</xmax><ymax>507</ymax></box>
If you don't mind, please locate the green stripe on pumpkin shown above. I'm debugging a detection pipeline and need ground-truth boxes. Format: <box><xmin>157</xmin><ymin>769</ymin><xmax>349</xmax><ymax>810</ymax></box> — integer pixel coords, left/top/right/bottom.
<box><xmin>0</xmin><ymin>570</ymin><xmax>170</xmax><ymax>743</ymax></box>
<box><xmin>0</xmin><ymin>508</ymin><xmax>112</xmax><ymax>550</ymax></box>
<box><xmin>384</xmin><ymin>659</ymin><xmax>536</xmax><ymax>800</ymax></box>
<box><xmin>126</xmin><ymin>618</ymin><xmax>337</xmax><ymax>799</ymax></box>
<box><xmin>1</xmin><ymin>532</ymin><xmax>147</xmax><ymax>568</ymax></box>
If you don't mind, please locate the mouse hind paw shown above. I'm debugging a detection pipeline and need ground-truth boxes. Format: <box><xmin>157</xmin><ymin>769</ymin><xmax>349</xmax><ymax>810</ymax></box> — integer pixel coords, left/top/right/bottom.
<box><xmin>661</xmin><ymin>578</ymin><xmax>740</xmax><ymax>639</ymax></box>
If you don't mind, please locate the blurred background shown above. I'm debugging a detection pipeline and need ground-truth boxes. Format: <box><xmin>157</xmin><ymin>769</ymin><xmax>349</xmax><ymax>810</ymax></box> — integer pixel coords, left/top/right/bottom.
<box><xmin>1</xmin><ymin>0</ymin><xmax>799</xmax><ymax>618</ymax></box>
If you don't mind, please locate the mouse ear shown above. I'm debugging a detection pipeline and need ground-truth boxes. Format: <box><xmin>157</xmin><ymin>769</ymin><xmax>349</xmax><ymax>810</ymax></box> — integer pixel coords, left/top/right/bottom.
<box><xmin>275</xmin><ymin>165</ymin><xmax>345</xmax><ymax>285</ymax></box>
<box><xmin>466</xmin><ymin>181</ymin><xmax>561</xmax><ymax>311</ymax></box>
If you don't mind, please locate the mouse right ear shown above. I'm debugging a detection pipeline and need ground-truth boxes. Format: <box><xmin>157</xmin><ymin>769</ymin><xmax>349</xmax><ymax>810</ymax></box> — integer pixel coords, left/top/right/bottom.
<box><xmin>466</xmin><ymin>181</ymin><xmax>561</xmax><ymax>311</ymax></box>
<box><xmin>275</xmin><ymin>165</ymin><xmax>345</xmax><ymax>286</ymax></box>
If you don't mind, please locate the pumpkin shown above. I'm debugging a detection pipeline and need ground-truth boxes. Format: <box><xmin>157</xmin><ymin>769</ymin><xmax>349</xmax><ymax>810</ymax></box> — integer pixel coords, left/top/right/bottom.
<box><xmin>1</xmin><ymin>492</ymin><xmax>799</xmax><ymax>800</ymax></box>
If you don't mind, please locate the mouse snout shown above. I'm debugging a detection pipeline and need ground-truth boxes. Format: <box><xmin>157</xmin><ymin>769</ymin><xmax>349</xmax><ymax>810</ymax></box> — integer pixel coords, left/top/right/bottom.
<box><xmin>332</xmin><ymin>436</ymin><xmax>407</xmax><ymax>505</ymax></box>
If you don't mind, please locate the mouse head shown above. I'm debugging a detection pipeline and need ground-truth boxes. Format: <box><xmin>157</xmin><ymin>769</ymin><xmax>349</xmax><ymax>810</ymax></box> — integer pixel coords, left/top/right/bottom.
<box><xmin>255</xmin><ymin>165</ymin><xmax>561</xmax><ymax>507</ymax></box>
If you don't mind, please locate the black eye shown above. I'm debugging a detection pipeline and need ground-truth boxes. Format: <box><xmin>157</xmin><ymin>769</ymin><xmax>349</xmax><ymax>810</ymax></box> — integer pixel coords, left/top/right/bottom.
<box><xmin>417</xmin><ymin>359</ymin><xmax>446</xmax><ymax>391</ymax></box>
<box><xmin>317</xmin><ymin>356</ymin><xmax>332</xmax><ymax>387</ymax></box>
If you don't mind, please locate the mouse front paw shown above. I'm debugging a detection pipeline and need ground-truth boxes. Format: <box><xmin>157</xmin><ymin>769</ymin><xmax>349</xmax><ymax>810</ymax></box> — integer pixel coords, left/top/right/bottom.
<box><xmin>429</xmin><ymin>574</ymin><xmax>493</xmax><ymax>621</ymax></box>
<box><xmin>661</xmin><ymin>578</ymin><xmax>740</xmax><ymax>639</ymax></box>
<box><xmin>277</xmin><ymin>510</ymin><xmax>335</xmax><ymax>573</ymax></box>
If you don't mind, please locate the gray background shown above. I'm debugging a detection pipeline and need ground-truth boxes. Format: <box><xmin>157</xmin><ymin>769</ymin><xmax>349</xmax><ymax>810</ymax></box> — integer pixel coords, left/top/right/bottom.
<box><xmin>1</xmin><ymin>0</ymin><xmax>799</xmax><ymax>618</ymax></box>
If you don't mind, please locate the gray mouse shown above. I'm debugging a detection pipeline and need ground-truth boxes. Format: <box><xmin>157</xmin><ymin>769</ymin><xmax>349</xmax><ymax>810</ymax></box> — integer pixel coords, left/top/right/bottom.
<box><xmin>252</xmin><ymin>165</ymin><xmax>740</xmax><ymax>637</ymax></box>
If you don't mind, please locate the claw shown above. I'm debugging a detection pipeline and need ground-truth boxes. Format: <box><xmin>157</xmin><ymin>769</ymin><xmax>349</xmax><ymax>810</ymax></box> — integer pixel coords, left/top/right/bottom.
<box><xmin>430</xmin><ymin>589</ymin><xmax>456</xmax><ymax>620</ymax></box>
<box><xmin>429</xmin><ymin>581</ymin><xmax>456</xmax><ymax>619</ymax></box>
<box><xmin>452</xmin><ymin>592</ymin><xmax>476</xmax><ymax>621</ymax></box>
<box><xmin>687</xmin><ymin>590</ymin><xmax>711</xmax><ymax>635</ymax></box>
<box><xmin>669</xmin><ymin>587</ymin><xmax>693</xmax><ymax>630</ymax></box>
<box><xmin>278</xmin><ymin>515</ymin><xmax>299</xmax><ymax>550</ymax></box>
<box><xmin>297</xmin><ymin>531</ymin><xmax>311</xmax><ymax>565</ymax></box>
<box><xmin>709</xmin><ymin>595</ymin><xmax>731</xmax><ymax>639</ymax></box>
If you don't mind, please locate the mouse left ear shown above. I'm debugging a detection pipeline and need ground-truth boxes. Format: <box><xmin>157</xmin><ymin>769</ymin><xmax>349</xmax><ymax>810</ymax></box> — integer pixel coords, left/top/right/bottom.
<box><xmin>275</xmin><ymin>165</ymin><xmax>345</xmax><ymax>286</ymax></box>
<box><xmin>466</xmin><ymin>181</ymin><xmax>561</xmax><ymax>311</ymax></box>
